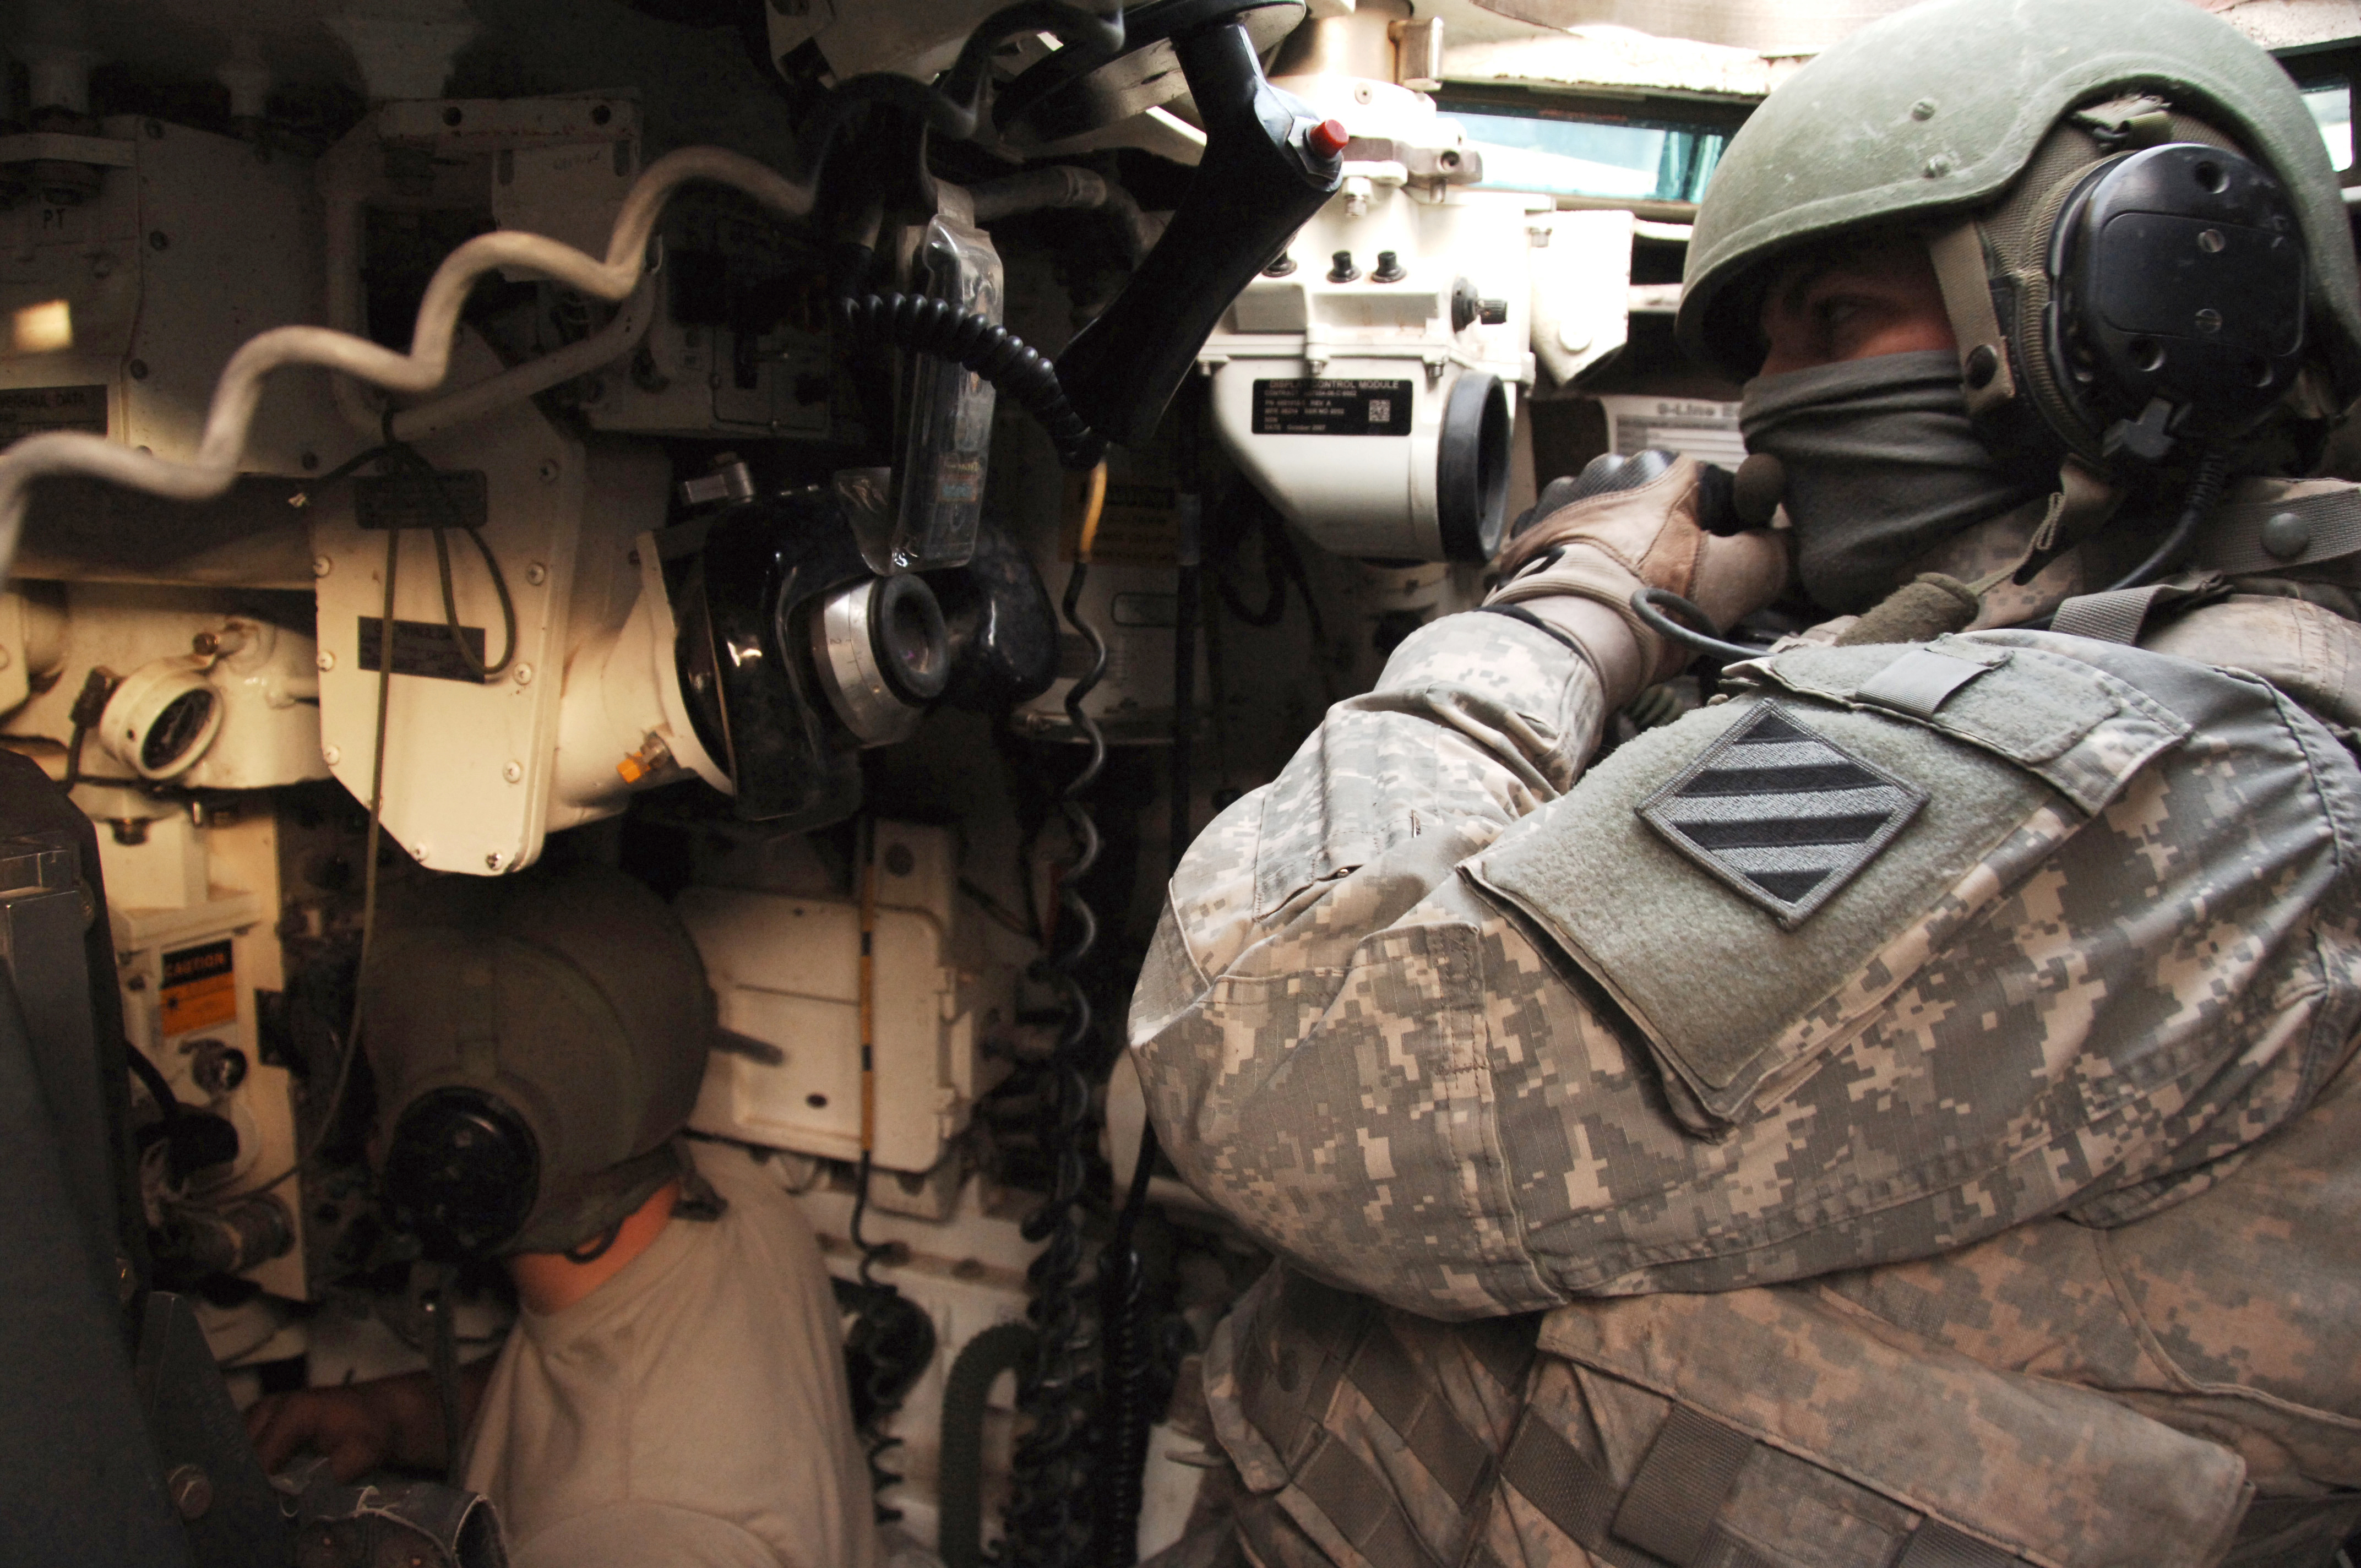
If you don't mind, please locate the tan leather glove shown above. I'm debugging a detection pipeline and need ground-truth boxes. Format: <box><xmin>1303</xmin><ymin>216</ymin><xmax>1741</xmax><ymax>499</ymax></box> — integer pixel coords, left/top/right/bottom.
<box><xmin>1487</xmin><ymin>453</ymin><xmax>1790</xmax><ymax>688</ymax></box>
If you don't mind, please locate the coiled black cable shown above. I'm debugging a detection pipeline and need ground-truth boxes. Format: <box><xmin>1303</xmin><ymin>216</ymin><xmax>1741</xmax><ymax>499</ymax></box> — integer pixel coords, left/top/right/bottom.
<box><xmin>836</xmin><ymin>292</ymin><xmax>1106</xmax><ymax>472</ymax></box>
<box><xmin>846</xmin><ymin>1147</ymin><xmax>935</xmax><ymax>1525</ymax></box>
<box><xmin>1003</xmin><ymin>562</ymin><xmax>1108</xmax><ymax>1568</ymax></box>
<box><xmin>1091</xmin><ymin>1127</ymin><xmax>1159</xmax><ymax>1568</ymax></box>
<box><xmin>1090</xmin><ymin>408</ymin><xmax>1202</xmax><ymax>1568</ymax></box>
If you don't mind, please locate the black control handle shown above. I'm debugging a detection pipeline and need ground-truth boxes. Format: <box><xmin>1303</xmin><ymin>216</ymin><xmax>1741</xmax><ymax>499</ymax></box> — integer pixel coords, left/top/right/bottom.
<box><xmin>1053</xmin><ymin>21</ymin><xmax>1342</xmax><ymax>450</ymax></box>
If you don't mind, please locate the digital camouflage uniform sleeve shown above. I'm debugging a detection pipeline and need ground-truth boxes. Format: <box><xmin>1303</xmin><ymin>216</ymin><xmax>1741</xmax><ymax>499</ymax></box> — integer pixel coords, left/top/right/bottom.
<box><xmin>1127</xmin><ymin>614</ymin><xmax>2361</xmax><ymax>1319</ymax></box>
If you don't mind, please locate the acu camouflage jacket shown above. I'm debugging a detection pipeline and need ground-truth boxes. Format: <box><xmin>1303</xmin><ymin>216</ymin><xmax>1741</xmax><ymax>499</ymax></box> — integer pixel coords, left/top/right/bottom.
<box><xmin>1132</xmin><ymin>600</ymin><xmax>2361</xmax><ymax>1567</ymax></box>
<box><xmin>1128</xmin><ymin>612</ymin><xmax>2361</xmax><ymax>1318</ymax></box>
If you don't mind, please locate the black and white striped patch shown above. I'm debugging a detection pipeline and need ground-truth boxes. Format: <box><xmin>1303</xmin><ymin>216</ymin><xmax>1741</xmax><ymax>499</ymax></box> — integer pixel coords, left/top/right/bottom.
<box><xmin>1638</xmin><ymin>702</ymin><xmax>1925</xmax><ymax>929</ymax></box>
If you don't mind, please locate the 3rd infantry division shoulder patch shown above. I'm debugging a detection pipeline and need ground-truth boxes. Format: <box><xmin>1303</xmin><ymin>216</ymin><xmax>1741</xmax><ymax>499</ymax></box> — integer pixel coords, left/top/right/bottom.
<box><xmin>1636</xmin><ymin>702</ymin><xmax>1927</xmax><ymax>929</ymax></box>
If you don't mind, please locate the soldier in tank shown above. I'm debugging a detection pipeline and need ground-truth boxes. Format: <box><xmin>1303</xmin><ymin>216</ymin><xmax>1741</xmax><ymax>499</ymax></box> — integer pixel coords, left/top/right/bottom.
<box><xmin>244</xmin><ymin>867</ymin><xmax>878</xmax><ymax>1568</ymax></box>
<box><xmin>1129</xmin><ymin>0</ymin><xmax>2361</xmax><ymax>1560</ymax></box>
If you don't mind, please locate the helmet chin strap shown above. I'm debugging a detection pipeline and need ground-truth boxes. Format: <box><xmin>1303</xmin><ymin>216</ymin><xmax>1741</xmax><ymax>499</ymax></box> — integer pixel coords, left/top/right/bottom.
<box><xmin>1925</xmin><ymin>221</ymin><xmax>2017</xmax><ymax>421</ymax></box>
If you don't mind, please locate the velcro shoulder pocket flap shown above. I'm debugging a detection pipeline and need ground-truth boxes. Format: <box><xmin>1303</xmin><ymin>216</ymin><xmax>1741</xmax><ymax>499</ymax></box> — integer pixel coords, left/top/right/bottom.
<box><xmin>1757</xmin><ymin>634</ymin><xmax>2189</xmax><ymax>815</ymax></box>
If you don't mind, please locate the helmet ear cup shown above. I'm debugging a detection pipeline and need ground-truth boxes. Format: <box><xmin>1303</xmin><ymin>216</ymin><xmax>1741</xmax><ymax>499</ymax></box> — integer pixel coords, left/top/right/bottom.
<box><xmin>2049</xmin><ymin>142</ymin><xmax>2307</xmax><ymax>456</ymax></box>
<box><xmin>381</xmin><ymin>1086</ymin><xmax>540</xmax><ymax>1258</ymax></box>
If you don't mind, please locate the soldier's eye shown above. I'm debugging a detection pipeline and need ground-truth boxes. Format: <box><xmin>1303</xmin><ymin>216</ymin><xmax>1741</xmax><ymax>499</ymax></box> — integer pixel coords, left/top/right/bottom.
<box><xmin>1816</xmin><ymin>295</ymin><xmax>1868</xmax><ymax>331</ymax></box>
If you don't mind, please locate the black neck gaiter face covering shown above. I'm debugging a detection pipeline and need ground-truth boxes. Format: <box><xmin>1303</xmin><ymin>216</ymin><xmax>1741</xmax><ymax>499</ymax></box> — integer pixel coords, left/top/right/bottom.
<box><xmin>1739</xmin><ymin>349</ymin><xmax>2054</xmax><ymax>614</ymax></box>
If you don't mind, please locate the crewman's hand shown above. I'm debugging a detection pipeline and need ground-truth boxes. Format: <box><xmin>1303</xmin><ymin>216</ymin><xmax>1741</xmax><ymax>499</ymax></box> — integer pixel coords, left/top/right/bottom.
<box><xmin>244</xmin><ymin>1384</ymin><xmax>402</xmax><ymax>1482</ymax></box>
<box><xmin>1489</xmin><ymin>451</ymin><xmax>1789</xmax><ymax>688</ymax></box>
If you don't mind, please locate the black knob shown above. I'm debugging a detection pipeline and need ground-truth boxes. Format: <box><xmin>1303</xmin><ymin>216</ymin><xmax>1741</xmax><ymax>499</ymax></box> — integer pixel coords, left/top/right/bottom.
<box><xmin>1329</xmin><ymin>250</ymin><xmax>1360</xmax><ymax>282</ymax></box>
<box><xmin>1478</xmin><ymin>297</ymin><xmax>1508</xmax><ymax>325</ymax></box>
<box><xmin>1451</xmin><ymin>276</ymin><xmax>1478</xmax><ymax>331</ymax></box>
<box><xmin>1372</xmin><ymin>250</ymin><xmax>1406</xmax><ymax>283</ymax></box>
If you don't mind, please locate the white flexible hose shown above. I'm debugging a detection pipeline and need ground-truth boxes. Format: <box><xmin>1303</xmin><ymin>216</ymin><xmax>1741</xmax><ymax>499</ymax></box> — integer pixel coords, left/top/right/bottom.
<box><xmin>387</xmin><ymin>273</ymin><xmax>660</xmax><ymax>445</ymax></box>
<box><xmin>0</xmin><ymin>145</ymin><xmax>813</xmax><ymax>589</ymax></box>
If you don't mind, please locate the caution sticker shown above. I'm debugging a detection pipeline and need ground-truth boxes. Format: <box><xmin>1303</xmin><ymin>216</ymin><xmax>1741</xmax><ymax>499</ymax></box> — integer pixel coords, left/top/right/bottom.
<box><xmin>160</xmin><ymin>938</ymin><xmax>236</xmax><ymax>1035</ymax></box>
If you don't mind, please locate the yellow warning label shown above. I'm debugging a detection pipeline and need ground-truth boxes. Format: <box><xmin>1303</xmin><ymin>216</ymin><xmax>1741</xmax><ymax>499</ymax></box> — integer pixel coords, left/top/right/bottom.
<box><xmin>160</xmin><ymin>938</ymin><xmax>236</xmax><ymax>1035</ymax></box>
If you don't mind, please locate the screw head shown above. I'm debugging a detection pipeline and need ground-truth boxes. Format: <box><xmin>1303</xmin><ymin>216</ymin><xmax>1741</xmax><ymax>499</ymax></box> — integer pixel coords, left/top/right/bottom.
<box><xmin>313</xmin><ymin>554</ymin><xmax>333</xmax><ymax>578</ymax></box>
<box><xmin>486</xmin><ymin>852</ymin><xmax>504</xmax><ymax>870</ymax></box>
<box><xmin>538</xmin><ymin>459</ymin><xmax>560</xmax><ymax>483</ymax></box>
<box><xmin>1964</xmin><ymin>343</ymin><xmax>2000</xmax><ymax>389</ymax></box>
<box><xmin>1910</xmin><ymin>98</ymin><xmax>1937</xmax><ymax>121</ymax></box>
<box><xmin>127</xmin><ymin>359</ymin><xmax>148</xmax><ymax>380</ymax></box>
<box><xmin>148</xmin><ymin>230</ymin><xmax>170</xmax><ymax>251</ymax></box>
<box><xmin>315</xmin><ymin>650</ymin><xmax>335</xmax><ymax>671</ymax></box>
<box><xmin>2194</xmin><ymin>307</ymin><xmax>2223</xmax><ymax>334</ymax></box>
<box><xmin>514</xmin><ymin>663</ymin><xmax>535</xmax><ymax>685</ymax></box>
<box><xmin>166</xmin><ymin>1465</ymin><xmax>211</xmax><ymax>1521</ymax></box>
<box><xmin>1922</xmin><ymin>154</ymin><xmax>1954</xmax><ymax>178</ymax></box>
<box><xmin>322</xmin><ymin>745</ymin><xmax>341</xmax><ymax>766</ymax></box>
<box><xmin>525</xmin><ymin>562</ymin><xmax>548</xmax><ymax>586</ymax></box>
<box><xmin>503</xmin><ymin>760</ymin><xmax>524</xmax><ymax>783</ymax></box>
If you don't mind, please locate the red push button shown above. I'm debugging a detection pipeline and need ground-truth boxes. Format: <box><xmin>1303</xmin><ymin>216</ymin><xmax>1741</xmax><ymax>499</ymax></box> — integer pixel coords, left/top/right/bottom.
<box><xmin>1308</xmin><ymin>118</ymin><xmax>1350</xmax><ymax>158</ymax></box>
